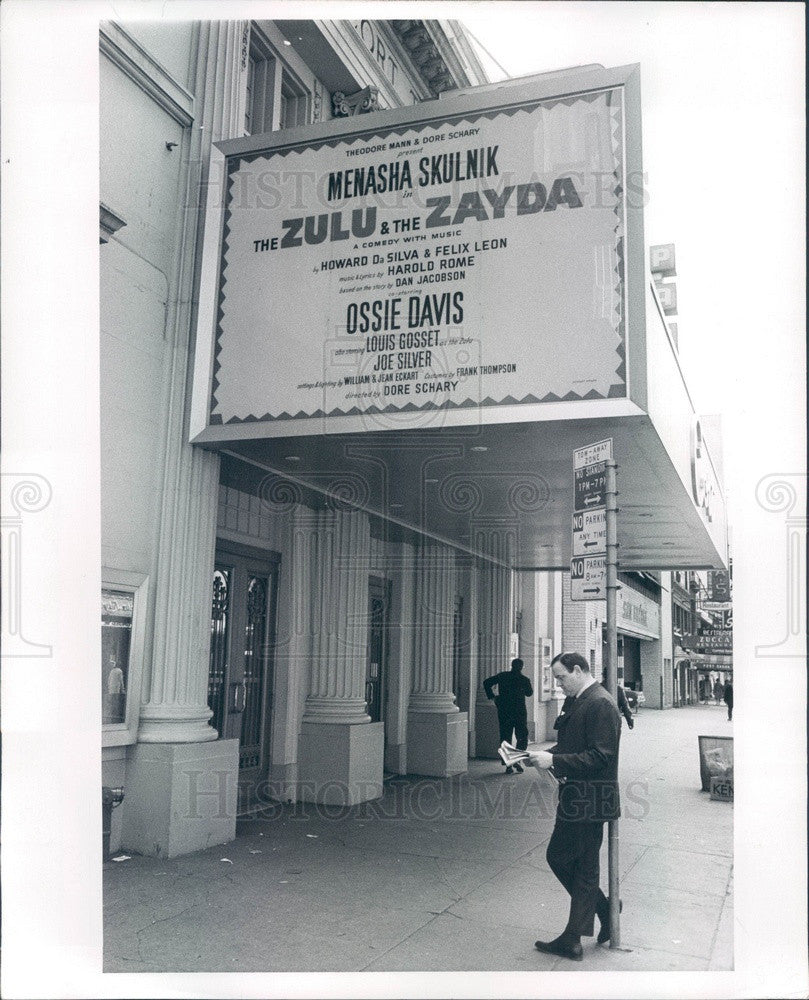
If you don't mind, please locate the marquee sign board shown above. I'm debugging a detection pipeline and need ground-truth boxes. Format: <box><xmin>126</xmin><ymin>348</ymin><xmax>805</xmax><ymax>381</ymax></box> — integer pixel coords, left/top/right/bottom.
<box><xmin>190</xmin><ymin>65</ymin><xmax>643</xmax><ymax>443</ymax></box>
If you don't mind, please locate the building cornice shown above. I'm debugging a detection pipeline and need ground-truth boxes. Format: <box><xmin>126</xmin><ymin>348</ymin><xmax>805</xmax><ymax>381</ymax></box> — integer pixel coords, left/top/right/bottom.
<box><xmin>99</xmin><ymin>202</ymin><xmax>126</xmax><ymax>244</ymax></box>
<box><xmin>100</xmin><ymin>21</ymin><xmax>194</xmax><ymax>127</ymax></box>
<box><xmin>390</xmin><ymin>20</ymin><xmax>459</xmax><ymax>95</ymax></box>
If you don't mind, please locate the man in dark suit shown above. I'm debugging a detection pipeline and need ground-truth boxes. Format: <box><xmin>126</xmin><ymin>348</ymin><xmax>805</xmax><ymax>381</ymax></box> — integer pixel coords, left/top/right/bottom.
<box><xmin>527</xmin><ymin>651</ymin><xmax>621</xmax><ymax>961</ymax></box>
<box><xmin>483</xmin><ymin>657</ymin><xmax>533</xmax><ymax>773</ymax></box>
<box><xmin>723</xmin><ymin>681</ymin><xmax>734</xmax><ymax>721</ymax></box>
<box><xmin>602</xmin><ymin>670</ymin><xmax>634</xmax><ymax>729</ymax></box>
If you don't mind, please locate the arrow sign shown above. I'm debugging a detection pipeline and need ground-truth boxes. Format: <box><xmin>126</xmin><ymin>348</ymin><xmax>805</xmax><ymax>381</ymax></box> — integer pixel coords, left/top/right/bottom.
<box><xmin>570</xmin><ymin>555</ymin><xmax>607</xmax><ymax>601</ymax></box>
<box><xmin>572</xmin><ymin>509</ymin><xmax>607</xmax><ymax>556</ymax></box>
<box><xmin>574</xmin><ymin>462</ymin><xmax>607</xmax><ymax>511</ymax></box>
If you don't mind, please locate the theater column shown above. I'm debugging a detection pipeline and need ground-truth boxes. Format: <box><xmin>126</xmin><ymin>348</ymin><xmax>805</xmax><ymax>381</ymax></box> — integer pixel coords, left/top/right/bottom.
<box><xmin>407</xmin><ymin>542</ymin><xmax>468</xmax><ymax>776</ymax></box>
<box><xmin>298</xmin><ymin>509</ymin><xmax>384</xmax><ymax>805</ymax></box>
<box><xmin>121</xmin><ymin>22</ymin><xmax>248</xmax><ymax>858</ymax></box>
<box><xmin>474</xmin><ymin>525</ymin><xmax>516</xmax><ymax>758</ymax></box>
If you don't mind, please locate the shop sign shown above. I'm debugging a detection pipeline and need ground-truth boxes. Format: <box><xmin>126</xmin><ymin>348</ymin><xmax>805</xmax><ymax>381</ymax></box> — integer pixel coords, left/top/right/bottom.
<box><xmin>681</xmin><ymin>628</ymin><xmax>733</xmax><ymax>653</ymax></box>
<box><xmin>649</xmin><ymin>243</ymin><xmax>676</xmax><ymax>277</ymax></box>
<box><xmin>690</xmin><ymin>417</ymin><xmax>722</xmax><ymax>531</ymax></box>
<box><xmin>616</xmin><ymin>586</ymin><xmax>660</xmax><ymax>639</ymax></box>
<box><xmin>192</xmin><ymin>68</ymin><xmax>635</xmax><ymax>439</ymax></box>
<box><xmin>698</xmin><ymin>627</ymin><xmax>733</xmax><ymax>652</ymax></box>
<box><xmin>703</xmin><ymin>569</ymin><xmax>732</xmax><ymax>610</ymax></box>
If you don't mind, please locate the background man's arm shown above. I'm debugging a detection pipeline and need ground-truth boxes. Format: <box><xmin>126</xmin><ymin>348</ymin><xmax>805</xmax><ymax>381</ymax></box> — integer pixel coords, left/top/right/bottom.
<box><xmin>617</xmin><ymin>687</ymin><xmax>633</xmax><ymax>724</ymax></box>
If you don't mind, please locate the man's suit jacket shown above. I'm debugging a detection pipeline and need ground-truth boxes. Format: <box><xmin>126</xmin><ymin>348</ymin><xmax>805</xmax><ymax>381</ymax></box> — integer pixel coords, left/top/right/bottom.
<box><xmin>483</xmin><ymin>671</ymin><xmax>532</xmax><ymax>716</ymax></box>
<box><xmin>550</xmin><ymin>682</ymin><xmax>621</xmax><ymax>823</ymax></box>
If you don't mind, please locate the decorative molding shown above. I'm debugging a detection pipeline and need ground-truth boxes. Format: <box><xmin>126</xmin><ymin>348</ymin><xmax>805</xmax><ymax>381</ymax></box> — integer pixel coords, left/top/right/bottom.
<box><xmin>332</xmin><ymin>85</ymin><xmax>381</xmax><ymax>117</ymax></box>
<box><xmin>99</xmin><ymin>21</ymin><xmax>194</xmax><ymax>127</ymax></box>
<box><xmin>240</xmin><ymin>23</ymin><xmax>250</xmax><ymax>70</ymax></box>
<box><xmin>312</xmin><ymin>79</ymin><xmax>324</xmax><ymax>123</ymax></box>
<box><xmin>391</xmin><ymin>20</ymin><xmax>456</xmax><ymax>95</ymax></box>
<box><xmin>318</xmin><ymin>20</ymin><xmax>431</xmax><ymax>108</ymax></box>
<box><xmin>99</xmin><ymin>202</ymin><xmax>126</xmax><ymax>244</ymax></box>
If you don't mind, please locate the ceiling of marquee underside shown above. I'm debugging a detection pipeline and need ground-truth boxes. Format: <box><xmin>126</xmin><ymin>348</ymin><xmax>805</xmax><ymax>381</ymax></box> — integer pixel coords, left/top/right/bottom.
<box><xmin>216</xmin><ymin>412</ymin><xmax>725</xmax><ymax>571</ymax></box>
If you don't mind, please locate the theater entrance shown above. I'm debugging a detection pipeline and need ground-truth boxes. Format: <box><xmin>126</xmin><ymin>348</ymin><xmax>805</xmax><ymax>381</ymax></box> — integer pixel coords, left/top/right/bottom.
<box><xmin>208</xmin><ymin>541</ymin><xmax>279</xmax><ymax>813</ymax></box>
<box><xmin>366</xmin><ymin>577</ymin><xmax>390</xmax><ymax>724</ymax></box>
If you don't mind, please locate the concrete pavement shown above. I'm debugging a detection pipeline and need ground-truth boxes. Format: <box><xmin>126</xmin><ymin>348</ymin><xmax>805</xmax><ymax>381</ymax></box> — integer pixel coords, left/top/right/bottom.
<box><xmin>104</xmin><ymin>704</ymin><xmax>733</xmax><ymax>973</ymax></box>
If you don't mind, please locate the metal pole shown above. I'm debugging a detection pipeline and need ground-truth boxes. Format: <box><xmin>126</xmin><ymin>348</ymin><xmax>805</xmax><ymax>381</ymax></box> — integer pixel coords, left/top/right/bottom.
<box><xmin>605</xmin><ymin>458</ymin><xmax>621</xmax><ymax>948</ymax></box>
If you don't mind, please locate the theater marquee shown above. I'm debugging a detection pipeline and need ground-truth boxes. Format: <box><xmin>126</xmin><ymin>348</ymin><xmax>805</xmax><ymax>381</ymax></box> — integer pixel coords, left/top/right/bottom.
<box><xmin>191</xmin><ymin>65</ymin><xmax>644</xmax><ymax>441</ymax></box>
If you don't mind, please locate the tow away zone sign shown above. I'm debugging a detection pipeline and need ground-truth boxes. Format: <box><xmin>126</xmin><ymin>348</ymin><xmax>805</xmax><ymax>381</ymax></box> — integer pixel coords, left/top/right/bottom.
<box><xmin>573</xmin><ymin>438</ymin><xmax>613</xmax><ymax>470</ymax></box>
<box><xmin>571</xmin><ymin>555</ymin><xmax>607</xmax><ymax>600</ymax></box>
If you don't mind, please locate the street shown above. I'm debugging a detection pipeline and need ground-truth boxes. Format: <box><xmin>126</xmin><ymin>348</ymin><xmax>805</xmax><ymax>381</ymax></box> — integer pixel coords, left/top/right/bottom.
<box><xmin>104</xmin><ymin>704</ymin><xmax>733</xmax><ymax>973</ymax></box>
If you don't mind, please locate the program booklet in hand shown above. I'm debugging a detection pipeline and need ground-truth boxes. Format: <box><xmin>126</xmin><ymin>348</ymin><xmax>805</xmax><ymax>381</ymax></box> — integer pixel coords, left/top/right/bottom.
<box><xmin>498</xmin><ymin>741</ymin><xmax>532</xmax><ymax>767</ymax></box>
<box><xmin>499</xmin><ymin>742</ymin><xmax>560</xmax><ymax>783</ymax></box>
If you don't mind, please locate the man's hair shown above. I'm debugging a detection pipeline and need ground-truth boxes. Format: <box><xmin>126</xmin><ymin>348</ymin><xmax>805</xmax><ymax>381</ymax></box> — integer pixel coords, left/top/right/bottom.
<box><xmin>510</xmin><ymin>657</ymin><xmax>524</xmax><ymax>670</ymax></box>
<box><xmin>551</xmin><ymin>651</ymin><xmax>590</xmax><ymax>673</ymax></box>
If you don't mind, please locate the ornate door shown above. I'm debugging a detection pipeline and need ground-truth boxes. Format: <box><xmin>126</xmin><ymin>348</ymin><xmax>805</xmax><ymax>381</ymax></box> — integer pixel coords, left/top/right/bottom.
<box><xmin>208</xmin><ymin>543</ymin><xmax>279</xmax><ymax>813</ymax></box>
<box><xmin>365</xmin><ymin>577</ymin><xmax>390</xmax><ymax>724</ymax></box>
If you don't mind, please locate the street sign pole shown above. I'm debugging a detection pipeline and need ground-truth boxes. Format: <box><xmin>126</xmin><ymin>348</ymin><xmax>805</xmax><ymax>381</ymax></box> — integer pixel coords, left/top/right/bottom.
<box><xmin>604</xmin><ymin>457</ymin><xmax>621</xmax><ymax>949</ymax></box>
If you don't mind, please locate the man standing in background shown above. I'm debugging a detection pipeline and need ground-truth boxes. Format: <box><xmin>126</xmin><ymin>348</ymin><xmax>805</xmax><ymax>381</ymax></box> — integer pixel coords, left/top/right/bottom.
<box><xmin>602</xmin><ymin>669</ymin><xmax>634</xmax><ymax>729</ymax></box>
<box><xmin>723</xmin><ymin>680</ymin><xmax>734</xmax><ymax>721</ymax></box>
<box><xmin>483</xmin><ymin>657</ymin><xmax>533</xmax><ymax>773</ymax></box>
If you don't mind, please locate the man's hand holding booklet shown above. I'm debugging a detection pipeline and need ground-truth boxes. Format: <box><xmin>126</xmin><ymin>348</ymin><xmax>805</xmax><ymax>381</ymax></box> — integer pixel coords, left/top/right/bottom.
<box><xmin>499</xmin><ymin>741</ymin><xmax>557</xmax><ymax>779</ymax></box>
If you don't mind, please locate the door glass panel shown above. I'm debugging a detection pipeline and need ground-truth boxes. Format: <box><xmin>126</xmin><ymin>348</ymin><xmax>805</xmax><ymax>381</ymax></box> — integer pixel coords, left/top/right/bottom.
<box><xmin>366</xmin><ymin>594</ymin><xmax>385</xmax><ymax>723</ymax></box>
<box><xmin>240</xmin><ymin>574</ymin><xmax>269</xmax><ymax>770</ymax></box>
<box><xmin>101</xmin><ymin>589</ymin><xmax>133</xmax><ymax>725</ymax></box>
<box><xmin>452</xmin><ymin>596</ymin><xmax>463</xmax><ymax>703</ymax></box>
<box><xmin>208</xmin><ymin>567</ymin><xmax>230</xmax><ymax>736</ymax></box>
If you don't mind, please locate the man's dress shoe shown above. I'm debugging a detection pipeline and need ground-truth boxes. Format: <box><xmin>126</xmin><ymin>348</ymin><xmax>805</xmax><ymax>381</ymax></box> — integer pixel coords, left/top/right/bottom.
<box><xmin>597</xmin><ymin>899</ymin><xmax>623</xmax><ymax>944</ymax></box>
<box><xmin>534</xmin><ymin>935</ymin><xmax>583</xmax><ymax>961</ymax></box>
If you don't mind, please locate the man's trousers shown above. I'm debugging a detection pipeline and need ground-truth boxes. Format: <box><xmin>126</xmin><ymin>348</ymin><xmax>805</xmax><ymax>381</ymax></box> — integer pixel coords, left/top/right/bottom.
<box><xmin>546</xmin><ymin>817</ymin><xmax>610</xmax><ymax>937</ymax></box>
<box><xmin>497</xmin><ymin>709</ymin><xmax>528</xmax><ymax>751</ymax></box>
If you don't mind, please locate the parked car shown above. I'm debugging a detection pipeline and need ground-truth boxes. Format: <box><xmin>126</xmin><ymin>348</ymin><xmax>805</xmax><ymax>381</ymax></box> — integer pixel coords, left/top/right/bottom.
<box><xmin>624</xmin><ymin>689</ymin><xmax>646</xmax><ymax>711</ymax></box>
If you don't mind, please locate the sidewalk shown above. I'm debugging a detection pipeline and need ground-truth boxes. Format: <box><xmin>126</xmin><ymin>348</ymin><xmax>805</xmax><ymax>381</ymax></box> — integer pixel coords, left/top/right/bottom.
<box><xmin>104</xmin><ymin>705</ymin><xmax>733</xmax><ymax>973</ymax></box>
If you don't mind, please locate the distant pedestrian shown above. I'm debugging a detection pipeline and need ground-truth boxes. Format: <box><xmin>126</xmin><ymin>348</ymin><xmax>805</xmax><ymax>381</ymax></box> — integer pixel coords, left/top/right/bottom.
<box><xmin>723</xmin><ymin>681</ymin><xmax>733</xmax><ymax>721</ymax></box>
<box><xmin>484</xmin><ymin>658</ymin><xmax>533</xmax><ymax>773</ymax></box>
<box><xmin>526</xmin><ymin>651</ymin><xmax>621</xmax><ymax>961</ymax></box>
<box><xmin>714</xmin><ymin>680</ymin><xmax>724</xmax><ymax>705</ymax></box>
<box><xmin>602</xmin><ymin>671</ymin><xmax>634</xmax><ymax>729</ymax></box>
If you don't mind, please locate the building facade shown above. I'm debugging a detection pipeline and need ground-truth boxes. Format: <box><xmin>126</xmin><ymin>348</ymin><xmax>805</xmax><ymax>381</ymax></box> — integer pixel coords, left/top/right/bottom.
<box><xmin>671</xmin><ymin>567</ymin><xmax>734</xmax><ymax>706</ymax></box>
<box><xmin>101</xmin><ymin>19</ymin><xmax>727</xmax><ymax>859</ymax></box>
<box><xmin>101</xmin><ymin>17</ymin><xmax>523</xmax><ymax>857</ymax></box>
